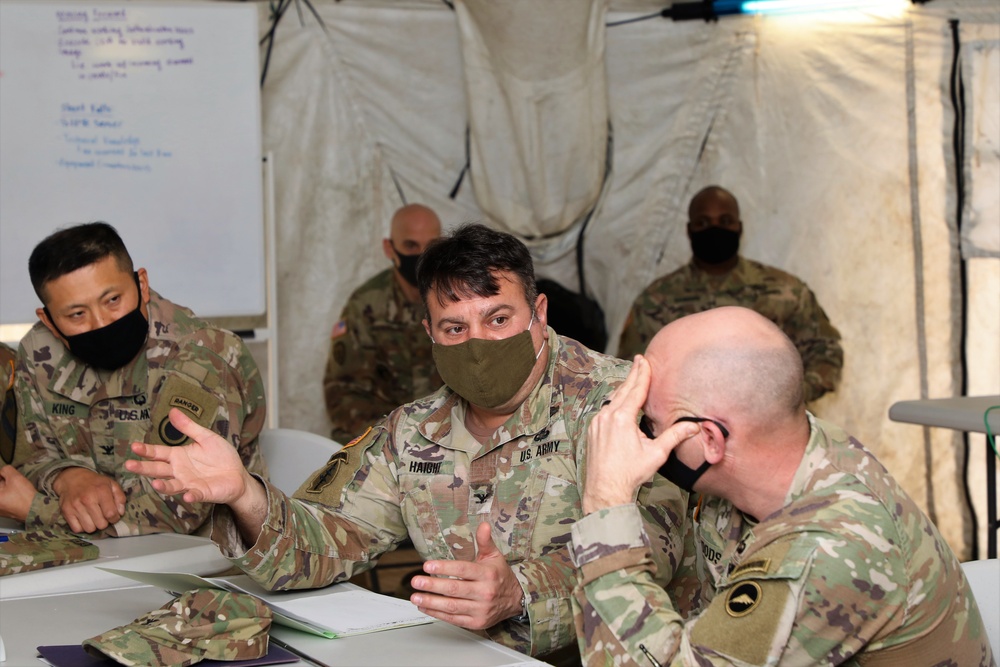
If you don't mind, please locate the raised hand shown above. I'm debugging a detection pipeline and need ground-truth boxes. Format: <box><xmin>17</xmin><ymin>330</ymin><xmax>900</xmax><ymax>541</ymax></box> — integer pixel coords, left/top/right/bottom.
<box><xmin>125</xmin><ymin>407</ymin><xmax>253</xmax><ymax>506</ymax></box>
<box><xmin>583</xmin><ymin>355</ymin><xmax>698</xmax><ymax>513</ymax></box>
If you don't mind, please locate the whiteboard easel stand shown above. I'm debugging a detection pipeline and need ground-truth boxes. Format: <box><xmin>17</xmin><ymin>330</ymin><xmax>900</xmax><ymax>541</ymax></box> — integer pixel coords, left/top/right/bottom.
<box><xmin>261</xmin><ymin>152</ymin><xmax>279</xmax><ymax>429</ymax></box>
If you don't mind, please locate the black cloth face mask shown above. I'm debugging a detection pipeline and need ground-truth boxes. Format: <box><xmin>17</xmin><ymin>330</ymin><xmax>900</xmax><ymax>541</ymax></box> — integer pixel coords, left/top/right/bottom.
<box><xmin>45</xmin><ymin>272</ymin><xmax>149</xmax><ymax>371</ymax></box>
<box><xmin>641</xmin><ymin>414</ymin><xmax>729</xmax><ymax>492</ymax></box>
<box><xmin>390</xmin><ymin>243</ymin><xmax>421</xmax><ymax>288</ymax></box>
<box><xmin>689</xmin><ymin>227</ymin><xmax>740</xmax><ymax>265</ymax></box>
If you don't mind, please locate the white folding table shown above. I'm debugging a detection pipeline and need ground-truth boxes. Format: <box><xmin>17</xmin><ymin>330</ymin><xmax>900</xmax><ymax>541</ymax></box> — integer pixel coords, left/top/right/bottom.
<box><xmin>889</xmin><ymin>395</ymin><xmax>1000</xmax><ymax>558</ymax></box>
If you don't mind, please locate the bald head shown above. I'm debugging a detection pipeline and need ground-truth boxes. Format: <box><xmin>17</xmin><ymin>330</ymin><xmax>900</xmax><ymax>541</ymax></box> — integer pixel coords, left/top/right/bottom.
<box><xmin>688</xmin><ymin>186</ymin><xmax>740</xmax><ymax>222</ymax></box>
<box><xmin>384</xmin><ymin>204</ymin><xmax>442</xmax><ymax>299</ymax></box>
<box><xmin>645</xmin><ymin>307</ymin><xmax>804</xmax><ymax>429</ymax></box>
<box><xmin>390</xmin><ymin>204</ymin><xmax>441</xmax><ymax>246</ymax></box>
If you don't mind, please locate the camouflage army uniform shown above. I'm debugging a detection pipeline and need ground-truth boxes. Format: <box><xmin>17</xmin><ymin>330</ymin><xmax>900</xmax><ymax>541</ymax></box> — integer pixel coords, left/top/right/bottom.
<box><xmin>570</xmin><ymin>415</ymin><xmax>995</xmax><ymax>667</ymax></box>
<box><xmin>323</xmin><ymin>268</ymin><xmax>442</xmax><ymax>443</ymax></box>
<box><xmin>14</xmin><ymin>290</ymin><xmax>267</xmax><ymax>537</ymax></box>
<box><xmin>1</xmin><ymin>341</ymin><xmax>16</xmax><ymax>463</ymax></box>
<box><xmin>619</xmin><ymin>258</ymin><xmax>843</xmax><ymax>402</ymax></box>
<box><xmin>214</xmin><ymin>331</ymin><xmax>689</xmax><ymax>657</ymax></box>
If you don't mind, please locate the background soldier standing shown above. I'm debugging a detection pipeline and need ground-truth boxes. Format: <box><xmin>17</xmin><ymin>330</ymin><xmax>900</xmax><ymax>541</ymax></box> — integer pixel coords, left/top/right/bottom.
<box><xmin>619</xmin><ymin>186</ymin><xmax>843</xmax><ymax>403</ymax></box>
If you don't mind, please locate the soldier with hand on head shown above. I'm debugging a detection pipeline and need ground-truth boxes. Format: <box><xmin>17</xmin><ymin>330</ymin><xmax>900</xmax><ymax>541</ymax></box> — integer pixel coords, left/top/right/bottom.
<box><xmin>322</xmin><ymin>203</ymin><xmax>444</xmax><ymax>443</ymax></box>
<box><xmin>573</xmin><ymin>306</ymin><xmax>993</xmax><ymax>666</ymax></box>
<box><xmin>0</xmin><ymin>222</ymin><xmax>267</xmax><ymax>536</ymax></box>
<box><xmin>619</xmin><ymin>186</ymin><xmax>843</xmax><ymax>403</ymax></box>
<box><xmin>126</xmin><ymin>223</ymin><xmax>689</xmax><ymax>660</ymax></box>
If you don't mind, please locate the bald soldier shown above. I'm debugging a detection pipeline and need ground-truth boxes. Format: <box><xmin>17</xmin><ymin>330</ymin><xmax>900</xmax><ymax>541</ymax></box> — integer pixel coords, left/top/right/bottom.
<box><xmin>619</xmin><ymin>186</ymin><xmax>843</xmax><ymax>403</ymax></box>
<box><xmin>573</xmin><ymin>307</ymin><xmax>994</xmax><ymax>666</ymax></box>
<box><xmin>323</xmin><ymin>203</ymin><xmax>443</xmax><ymax>443</ymax></box>
<box><xmin>0</xmin><ymin>222</ymin><xmax>267</xmax><ymax>536</ymax></box>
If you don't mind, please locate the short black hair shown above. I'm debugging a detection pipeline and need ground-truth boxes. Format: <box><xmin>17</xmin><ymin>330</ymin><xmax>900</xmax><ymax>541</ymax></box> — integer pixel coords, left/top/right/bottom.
<box><xmin>28</xmin><ymin>222</ymin><xmax>134</xmax><ymax>304</ymax></box>
<box><xmin>417</xmin><ymin>223</ymin><xmax>538</xmax><ymax>313</ymax></box>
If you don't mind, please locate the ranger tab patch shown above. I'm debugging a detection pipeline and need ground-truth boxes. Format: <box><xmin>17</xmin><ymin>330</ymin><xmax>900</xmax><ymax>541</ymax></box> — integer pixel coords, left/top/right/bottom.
<box><xmin>150</xmin><ymin>374</ymin><xmax>218</xmax><ymax>447</ymax></box>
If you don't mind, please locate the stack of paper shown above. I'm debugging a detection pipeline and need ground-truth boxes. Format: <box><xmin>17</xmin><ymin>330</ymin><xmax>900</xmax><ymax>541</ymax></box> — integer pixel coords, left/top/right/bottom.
<box><xmin>99</xmin><ymin>567</ymin><xmax>433</xmax><ymax>639</ymax></box>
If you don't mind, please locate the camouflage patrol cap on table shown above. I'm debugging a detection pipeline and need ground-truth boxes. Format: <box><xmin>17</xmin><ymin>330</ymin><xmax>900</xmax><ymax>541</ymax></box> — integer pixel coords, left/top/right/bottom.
<box><xmin>0</xmin><ymin>529</ymin><xmax>98</xmax><ymax>576</ymax></box>
<box><xmin>83</xmin><ymin>588</ymin><xmax>272</xmax><ymax>667</ymax></box>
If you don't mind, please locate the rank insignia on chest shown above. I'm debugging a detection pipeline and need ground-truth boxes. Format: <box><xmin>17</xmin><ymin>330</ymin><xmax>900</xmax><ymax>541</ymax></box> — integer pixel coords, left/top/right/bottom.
<box><xmin>470</xmin><ymin>483</ymin><xmax>493</xmax><ymax>514</ymax></box>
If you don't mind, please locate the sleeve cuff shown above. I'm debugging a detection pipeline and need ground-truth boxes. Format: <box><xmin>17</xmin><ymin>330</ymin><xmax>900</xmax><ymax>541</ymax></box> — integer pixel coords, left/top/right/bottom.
<box><xmin>36</xmin><ymin>461</ymin><xmax>98</xmax><ymax>496</ymax></box>
<box><xmin>211</xmin><ymin>475</ymin><xmax>288</xmax><ymax>562</ymax></box>
<box><xmin>24</xmin><ymin>492</ymin><xmax>59</xmax><ymax>528</ymax></box>
<box><xmin>571</xmin><ymin>503</ymin><xmax>648</xmax><ymax>568</ymax></box>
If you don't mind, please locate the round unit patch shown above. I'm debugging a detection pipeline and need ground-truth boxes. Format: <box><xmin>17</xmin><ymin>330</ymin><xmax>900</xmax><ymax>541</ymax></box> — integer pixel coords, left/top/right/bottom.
<box><xmin>158</xmin><ymin>416</ymin><xmax>188</xmax><ymax>446</ymax></box>
<box><xmin>725</xmin><ymin>581</ymin><xmax>762</xmax><ymax>618</ymax></box>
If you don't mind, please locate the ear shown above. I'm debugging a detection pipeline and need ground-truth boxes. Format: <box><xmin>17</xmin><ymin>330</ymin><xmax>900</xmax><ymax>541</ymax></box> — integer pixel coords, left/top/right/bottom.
<box><xmin>137</xmin><ymin>268</ymin><xmax>151</xmax><ymax>305</ymax></box>
<box><xmin>533</xmin><ymin>293</ymin><xmax>548</xmax><ymax>336</ymax></box>
<box><xmin>686</xmin><ymin>221</ymin><xmax>696</xmax><ymax>239</ymax></box>
<box><xmin>422</xmin><ymin>318</ymin><xmax>433</xmax><ymax>341</ymax></box>
<box><xmin>37</xmin><ymin>307</ymin><xmax>68</xmax><ymax>347</ymax></box>
<box><xmin>702</xmin><ymin>422</ymin><xmax>728</xmax><ymax>465</ymax></box>
<box><xmin>382</xmin><ymin>238</ymin><xmax>396</xmax><ymax>264</ymax></box>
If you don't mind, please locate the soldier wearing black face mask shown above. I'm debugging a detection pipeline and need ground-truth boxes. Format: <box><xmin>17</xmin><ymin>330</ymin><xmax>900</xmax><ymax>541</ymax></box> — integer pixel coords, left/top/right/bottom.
<box><xmin>0</xmin><ymin>222</ymin><xmax>267</xmax><ymax>537</ymax></box>
<box><xmin>322</xmin><ymin>203</ymin><xmax>444</xmax><ymax>444</ymax></box>
<box><xmin>619</xmin><ymin>185</ymin><xmax>844</xmax><ymax>404</ymax></box>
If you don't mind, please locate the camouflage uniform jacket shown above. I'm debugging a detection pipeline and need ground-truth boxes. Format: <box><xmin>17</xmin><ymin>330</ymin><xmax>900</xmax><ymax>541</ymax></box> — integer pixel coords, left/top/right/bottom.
<box><xmin>569</xmin><ymin>415</ymin><xmax>995</xmax><ymax>666</ymax></box>
<box><xmin>214</xmin><ymin>331</ymin><xmax>689</xmax><ymax>656</ymax></box>
<box><xmin>323</xmin><ymin>268</ymin><xmax>442</xmax><ymax>443</ymax></box>
<box><xmin>14</xmin><ymin>290</ymin><xmax>267</xmax><ymax>537</ymax></box>
<box><xmin>618</xmin><ymin>257</ymin><xmax>843</xmax><ymax>402</ymax></box>
<box><xmin>1</xmin><ymin>341</ymin><xmax>16</xmax><ymax>464</ymax></box>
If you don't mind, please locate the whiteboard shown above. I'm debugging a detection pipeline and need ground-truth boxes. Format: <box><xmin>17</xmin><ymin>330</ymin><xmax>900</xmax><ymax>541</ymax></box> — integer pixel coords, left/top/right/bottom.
<box><xmin>0</xmin><ymin>1</ymin><xmax>264</xmax><ymax>323</ymax></box>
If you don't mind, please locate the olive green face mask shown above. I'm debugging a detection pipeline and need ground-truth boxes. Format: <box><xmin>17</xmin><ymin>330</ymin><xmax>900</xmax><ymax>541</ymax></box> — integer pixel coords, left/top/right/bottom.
<box><xmin>432</xmin><ymin>318</ymin><xmax>544</xmax><ymax>409</ymax></box>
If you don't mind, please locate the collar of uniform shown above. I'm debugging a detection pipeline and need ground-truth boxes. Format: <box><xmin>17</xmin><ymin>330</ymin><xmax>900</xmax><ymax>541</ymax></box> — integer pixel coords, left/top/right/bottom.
<box><xmin>781</xmin><ymin>411</ymin><xmax>833</xmax><ymax>510</ymax></box>
<box><xmin>38</xmin><ymin>293</ymin><xmax>169</xmax><ymax>405</ymax></box>
<box><xmin>386</xmin><ymin>267</ymin><xmax>424</xmax><ymax>324</ymax></box>
<box><xmin>414</xmin><ymin>328</ymin><xmax>560</xmax><ymax>453</ymax></box>
<box><xmin>686</xmin><ymin>255</ymin><xmax>749</xmax><ymax>286</ymax></box>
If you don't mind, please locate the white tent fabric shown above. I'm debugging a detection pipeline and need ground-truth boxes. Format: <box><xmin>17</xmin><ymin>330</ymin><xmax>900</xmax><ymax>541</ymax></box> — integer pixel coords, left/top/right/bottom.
<box><xmin>962</xmin><ymin>27</ymin><xmax>1000</xmax><ymax>257</ymax></box>
<box><xmin>454</xmin><ymin>0</ymin><xmax>610</xmax><ymax>241</ymax></box>
<box><xmin>258</xmin><ymin>0</ymin><xmax>999</xmax><ymax>558</ymax></box>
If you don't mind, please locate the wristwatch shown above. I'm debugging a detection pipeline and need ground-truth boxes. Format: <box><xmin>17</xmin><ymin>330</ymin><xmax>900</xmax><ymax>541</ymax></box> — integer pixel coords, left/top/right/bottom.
<box><xmin>512</xmin><ymin>592</ymin><xmax>529</xmax><ymax>623</ymax></box>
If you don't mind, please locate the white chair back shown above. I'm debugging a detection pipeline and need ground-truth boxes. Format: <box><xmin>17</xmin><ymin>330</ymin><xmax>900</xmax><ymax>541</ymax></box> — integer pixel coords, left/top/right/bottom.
<box><xmin>961</xmin><ymin>558</ymin><xmax>1000</xmax><ymax>656</ymax></box>
<box><xmin>258</xmin><ymin>428</ymin><xmax>342</xmax><ymax>495</ymax></box>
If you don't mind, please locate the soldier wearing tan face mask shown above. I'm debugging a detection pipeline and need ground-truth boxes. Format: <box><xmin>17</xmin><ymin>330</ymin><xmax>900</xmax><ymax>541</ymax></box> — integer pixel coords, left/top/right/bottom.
<box><xmin>127</xmin><ymin>223</ymin><xmax>689</xmax><ymax>663</ymax></box>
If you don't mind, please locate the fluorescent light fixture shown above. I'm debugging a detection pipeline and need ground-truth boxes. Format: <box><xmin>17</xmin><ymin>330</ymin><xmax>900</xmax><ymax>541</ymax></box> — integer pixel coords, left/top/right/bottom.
<box><xmin>663</xmin><ymin>0</ymin><xmax>917</xmax><ymax>21</ymax></box>
<box><xmin>741</xmin><ymin>0</ymin><xmax>908</xmax><ymax>14</ymax></box>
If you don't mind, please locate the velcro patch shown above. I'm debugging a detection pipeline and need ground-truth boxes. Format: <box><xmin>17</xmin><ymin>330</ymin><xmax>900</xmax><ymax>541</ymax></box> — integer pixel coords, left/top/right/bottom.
<box><xmin>690</xmin><ymin>578</ymin><xmax>791</xmax><ymax>663</ymax></box>
<box><xmin>297</xmin><ymin>426</ymin><xmax>381</xmax><ymax>502</ymax></box>
<box><xmin>149</xmin><ymin>373</ymin><xmax>219</xmax><ymax>447</ymax></box>
<box><xmin>690</xmin><ymin>538</ymin><xmax>805</xmax><ymax>664</ymax></box>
